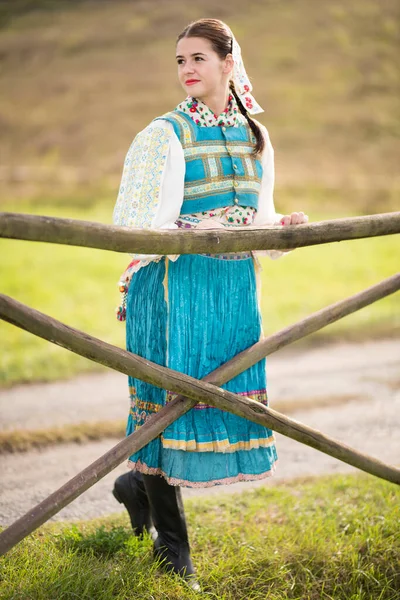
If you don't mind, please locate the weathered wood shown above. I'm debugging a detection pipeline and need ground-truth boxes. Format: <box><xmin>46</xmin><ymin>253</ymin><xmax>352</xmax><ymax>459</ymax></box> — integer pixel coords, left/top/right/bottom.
<box><xmin>0</xmin><ymin>274</ymin><xmax>398</xmax><ymax>393</ymax></box>
<box><xmin>210</xmin><ymin>272</ymin><xmax>400</xmax><ymax>382</ymax></box>
<box><xmin>0</xmin><ymin>211</ymin><xmax>399</xmax><ymax>254</ymax></box>
<box><xmin>0</xmin><ymin>274</ymin><xmax>399</xmax><ymax>556</ymax></box>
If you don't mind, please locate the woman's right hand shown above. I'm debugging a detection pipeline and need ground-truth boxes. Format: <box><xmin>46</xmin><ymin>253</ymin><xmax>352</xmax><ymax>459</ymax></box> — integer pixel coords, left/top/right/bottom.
<box><xmin>278</xmin><ymin>211</ymin><xmax>309</xmax><ymax>226</ymax></box>
<box><xmin>195</xmin><ymin>219</ymin><xmax>226</xmax><ymax>230</ymax></box>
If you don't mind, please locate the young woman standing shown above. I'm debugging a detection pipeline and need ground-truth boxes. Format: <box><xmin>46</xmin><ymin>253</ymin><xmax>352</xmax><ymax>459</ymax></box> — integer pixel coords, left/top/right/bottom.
<box><xmin>112</xmin><ymin>18</ymin><xmax>308</xmax><ymax>588</ymax></box>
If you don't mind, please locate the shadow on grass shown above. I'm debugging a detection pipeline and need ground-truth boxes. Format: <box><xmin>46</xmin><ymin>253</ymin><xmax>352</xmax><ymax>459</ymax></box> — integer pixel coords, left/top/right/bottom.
<box><xmin>59</xmin><ymin>524</ymin><xmax>151</xmax><ymax>558</ymax></box>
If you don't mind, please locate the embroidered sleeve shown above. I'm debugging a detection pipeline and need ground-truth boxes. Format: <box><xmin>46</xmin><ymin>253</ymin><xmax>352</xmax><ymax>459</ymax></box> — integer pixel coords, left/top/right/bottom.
<box><xmin>112</xmin><ymin>121</ymin><xmax>185</xmax><ymax>320</ymax></box>
<box><xmin>113</xmin><ymin>124</ymin><xmax>173</xmax><ymax>229</ymax></box>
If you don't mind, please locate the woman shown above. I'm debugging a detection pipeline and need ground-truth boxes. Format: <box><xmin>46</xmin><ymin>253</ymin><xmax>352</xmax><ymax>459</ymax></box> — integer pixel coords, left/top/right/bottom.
<box><xmin>112</xmin><ymin>18</ymin><xmax>308</xmax><ymax>587</ymax></box>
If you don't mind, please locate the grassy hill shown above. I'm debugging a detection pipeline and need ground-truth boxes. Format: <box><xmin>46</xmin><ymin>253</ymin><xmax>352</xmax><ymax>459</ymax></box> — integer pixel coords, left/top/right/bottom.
<box><xmin>0</xmin><ymin>1</ymin><xmax>398</xmax><ymax>386</ymax></box>
<box><xmin>0</xmin><ymin>0</ymin><xmax>399</xmax><ymax>213</ymax></box>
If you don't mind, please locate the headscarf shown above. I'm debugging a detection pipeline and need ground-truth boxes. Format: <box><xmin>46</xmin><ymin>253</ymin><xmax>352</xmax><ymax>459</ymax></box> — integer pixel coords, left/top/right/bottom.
<box><xmin>231</xmin><ymin>36</ymin><xmax>264</xmax><ymax>115</ymax></box>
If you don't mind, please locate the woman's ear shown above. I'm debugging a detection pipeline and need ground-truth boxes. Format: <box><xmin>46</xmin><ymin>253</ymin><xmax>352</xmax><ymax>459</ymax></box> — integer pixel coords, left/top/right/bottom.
<box><xmin>223</xmin><ymin>53</ymin><xmax>234</xmax><ymax>74</ymax></box>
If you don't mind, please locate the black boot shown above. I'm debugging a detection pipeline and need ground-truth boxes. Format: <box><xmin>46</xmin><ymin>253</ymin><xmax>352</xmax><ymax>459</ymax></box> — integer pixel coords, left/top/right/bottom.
<box><xmin>142</xmin><ymin>474</ymin><xmax>200</xmax><ymax>590</ymax></box>
<box><xmin>112</xmin><ymin>471</ymin><xmax>154</xmax><ymax>537</ymax></box>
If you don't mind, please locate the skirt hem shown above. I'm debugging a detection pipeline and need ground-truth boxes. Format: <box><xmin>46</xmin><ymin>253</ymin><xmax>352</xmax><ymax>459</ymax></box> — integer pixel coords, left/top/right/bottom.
<box><xmin>127</xmin><ymin>458</ymin><xmax>278</xmax><ymax>488</ymax></box>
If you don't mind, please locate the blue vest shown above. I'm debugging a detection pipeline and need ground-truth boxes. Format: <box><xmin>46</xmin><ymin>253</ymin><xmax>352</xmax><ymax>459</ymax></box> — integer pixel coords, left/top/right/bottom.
<box><xmin>154</xmin><ymin>110</ymin><xmax>263</xmax><ymax>215</ymax></box>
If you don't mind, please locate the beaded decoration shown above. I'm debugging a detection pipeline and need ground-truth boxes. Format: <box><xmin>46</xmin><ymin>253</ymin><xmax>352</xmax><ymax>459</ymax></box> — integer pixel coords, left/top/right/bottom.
<box><xmin>115</xmin><ymin>258</ymin><xmax>141</xmax><ymax>321</ymax></box>
<box><xmin>116</xmin><ymin>279</ymin><xmax>128</xmax><ymax>322</ymax></box>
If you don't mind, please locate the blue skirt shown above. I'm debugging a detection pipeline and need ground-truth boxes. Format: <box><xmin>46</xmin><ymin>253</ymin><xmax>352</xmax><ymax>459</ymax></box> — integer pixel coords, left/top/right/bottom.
<box><xmin>125</xmin><ymin>253</ymin><xmax>277</xmax><ymax>487</ymax></box>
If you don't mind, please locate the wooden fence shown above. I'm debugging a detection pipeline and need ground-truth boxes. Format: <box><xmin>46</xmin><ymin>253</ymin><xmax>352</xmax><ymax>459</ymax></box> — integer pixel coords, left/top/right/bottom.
<box><xmin>0</xmin><ymin>210</ymin><xmax>399</xmax><ymax>557</ymax></box>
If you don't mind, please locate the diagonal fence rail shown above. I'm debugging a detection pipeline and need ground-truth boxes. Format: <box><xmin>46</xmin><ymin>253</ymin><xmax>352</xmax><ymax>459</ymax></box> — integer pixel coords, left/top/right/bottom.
<box><xmin>0</xmin><ymin>273</ymin><xmax>399</xmax><ymax>556</ymax></box>
<box><xmin>0</xmin><ymin>210</ymin><xmax>399</xmax><ymax>558</ymax></box>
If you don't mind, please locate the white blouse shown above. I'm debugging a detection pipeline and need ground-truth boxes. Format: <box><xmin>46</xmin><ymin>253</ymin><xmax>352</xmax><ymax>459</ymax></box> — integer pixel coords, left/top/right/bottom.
<box><xmin>112</xmin><ymin>116</ymin><xmax>284</xmax><ymax>269</ymax></box>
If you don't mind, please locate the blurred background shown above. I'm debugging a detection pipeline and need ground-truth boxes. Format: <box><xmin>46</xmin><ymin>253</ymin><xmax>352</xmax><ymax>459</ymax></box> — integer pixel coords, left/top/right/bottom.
<box><xmin>0</xmin><ymin>0</ymin><xmax>399</xmax><ymax>386</ymax></box>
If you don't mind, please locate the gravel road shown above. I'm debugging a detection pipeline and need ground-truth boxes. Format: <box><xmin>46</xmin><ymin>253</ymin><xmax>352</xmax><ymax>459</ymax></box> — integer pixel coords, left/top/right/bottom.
<box><xmin>0</xmin><ymin>339</ymin><xmax>399</xmax><ymax>526</ymax></box>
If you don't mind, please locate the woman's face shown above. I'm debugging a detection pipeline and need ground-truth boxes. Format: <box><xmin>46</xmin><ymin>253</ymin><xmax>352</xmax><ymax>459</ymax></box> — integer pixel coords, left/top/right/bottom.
<box><xmin>176</xmin><ymin>36</ymin><xmax>233</xmax><ymax>101</ymax></box>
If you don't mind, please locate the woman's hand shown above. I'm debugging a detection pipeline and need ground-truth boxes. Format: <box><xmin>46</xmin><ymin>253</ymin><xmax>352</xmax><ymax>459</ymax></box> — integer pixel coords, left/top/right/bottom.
<box><xmin>195</xmin><ymin>219</ymin><xmax>226</xmax><ymax>230</ymax></box>
<box><xmin>274</xmin><ymin>211</ymin><xmax>309</xmax><ymax>253</ymax></box>
<box><xmin>279</xmin><ymin>212</ymin><xmax>309</xmax><ymax>226</ymax></box>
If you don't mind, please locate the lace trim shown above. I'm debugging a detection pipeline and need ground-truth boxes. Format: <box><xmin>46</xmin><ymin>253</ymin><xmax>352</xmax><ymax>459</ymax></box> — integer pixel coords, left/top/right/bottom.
<box><xmin>127</xmin><ymin>459</ymin><xmax>277</xmax><ymax>488</ymax></box>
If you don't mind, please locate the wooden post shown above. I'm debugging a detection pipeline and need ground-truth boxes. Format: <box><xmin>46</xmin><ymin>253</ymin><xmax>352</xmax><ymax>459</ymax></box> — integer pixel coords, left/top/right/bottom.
<box><xmin>0</xmin><ymin>274</ymin><xmax>399</xmax><ymax>556</ymax></box>
<box><xmin>0</xmin><ymin>211</ymin><xmax>399</xmax><ymax>254</ymax></box>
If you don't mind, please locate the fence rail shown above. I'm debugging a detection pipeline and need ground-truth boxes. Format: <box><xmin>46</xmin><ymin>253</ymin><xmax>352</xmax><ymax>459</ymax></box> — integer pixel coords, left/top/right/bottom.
<box><xmin>0</xmin><ymin>210</ymin><xmax>399</xmax><ymax>559</ymax></box>
<box><xmin>0</xmin><ymin>273</ymin><xmax>399</xmax><ymax>556</ymax></box>
<box><xmin>1</xmin><ymin>211</ymin><xmax>399</xmax><ymax>253</ymax></box>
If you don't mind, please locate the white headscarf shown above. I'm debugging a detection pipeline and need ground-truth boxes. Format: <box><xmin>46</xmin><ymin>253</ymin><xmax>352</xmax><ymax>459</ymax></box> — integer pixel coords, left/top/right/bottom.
<box><xmin>231</xmin><ymin>36</ymin><xmax>264</xmax><ymax>115</ymax></box>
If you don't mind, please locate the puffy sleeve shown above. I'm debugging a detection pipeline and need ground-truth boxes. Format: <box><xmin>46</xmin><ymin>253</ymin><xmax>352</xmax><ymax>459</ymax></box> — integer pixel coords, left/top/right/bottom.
<box><xmin>253</xmin><ymin>123</ymin><xmax>287</xmax><ymax>260</ymax></box>
<box><xmin>253</xmin><ymin>123</ymin><xmax>282</xmax><ymax>227</ymax></box>
<box><xmin>112</xmin><ymin>120</ymin><xmax>185</xmax><ymax>262</ymax></box>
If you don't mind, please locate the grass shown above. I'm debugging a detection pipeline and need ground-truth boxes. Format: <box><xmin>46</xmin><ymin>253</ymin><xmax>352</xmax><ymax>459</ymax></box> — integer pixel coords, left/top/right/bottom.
<box><xmin>0</xmin><ymin>420</ymin><xmax>124</xmax><ymax>453</ymax></box>
<box><xmin>0</xmin><ymin>394</ymin><xmax>363</xmax><ymax>453</ymax></box>
<box><xmin>0</xmin><ymin>0</ymin><xmax>399</xmax><ymax>386</ymax></box>
<box><xmin>1</xmin><ymin>202</ymin><xmax>398</xmax><ymax>387</ymax></box>
<box><xmin>0</xmin><ymin>204</ymin><xmax>127</xmax><ymax>387</ymax></box>
<box><xmin>258</xmin><ymin>222</ymin><xmax>400</xmax><ymax>344</ymax></box>
<box><xmin>0</xmin><ymin>0</ymin><xmax>399</xmax><ymax>205</ymax></box>
<box><xmin>0</xmin><ymin>473</ymin><xmax>399</xmax><ymax>599</ymax></box>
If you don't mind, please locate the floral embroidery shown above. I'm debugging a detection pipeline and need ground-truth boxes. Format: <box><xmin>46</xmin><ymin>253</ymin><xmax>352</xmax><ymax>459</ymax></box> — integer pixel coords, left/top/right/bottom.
<box><xmin>177</xmin><ymin>205</ymin><xmax>256</xmax><ymax>228</ymax></box>
<box><xmin>176</xmin><ymin>94</ymin><xmax>240</xmax><ymax>128</ymax></box>
<box><xmin>115</xmin><ymin>94</ymin><xmax>259</xmax><ymax>321</ymax></box>
<box><xmin>128</xmin><ymin>388</ymin><xmax>272</xmax><ymax>450</ymax></box>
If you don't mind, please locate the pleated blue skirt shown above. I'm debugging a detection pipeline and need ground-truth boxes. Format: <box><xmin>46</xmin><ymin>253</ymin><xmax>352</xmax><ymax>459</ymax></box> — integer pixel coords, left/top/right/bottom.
<box><xmin>125</xmin><ymin>253</ymin><xmax>277</xmax><ymax>487</ymax></box>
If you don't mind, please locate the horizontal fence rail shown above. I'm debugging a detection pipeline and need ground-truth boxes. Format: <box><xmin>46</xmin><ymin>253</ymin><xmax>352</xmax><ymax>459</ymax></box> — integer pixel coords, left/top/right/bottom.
<box><xmin>0</xmin><ymin>211</ymin><xmax>399</xmax><ymax>254</ymax></box>
<box><xmin>0</xmin><ymin>274</ymin><xmax>399</xmax><ymax>556</ymax></box>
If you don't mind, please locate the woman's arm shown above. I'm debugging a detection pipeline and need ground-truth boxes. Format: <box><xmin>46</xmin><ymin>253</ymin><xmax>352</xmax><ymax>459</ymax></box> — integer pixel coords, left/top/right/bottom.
<box><xmin>113</xmin><ymin>121</ymin><xmax>185</xmax><ymax>320</ymax></box>
<box><xmin>253</xmin><ymin>122</ymin><xmax>308</xmax><ymax>257</ymax></box>
<box><xmin>252</xmin><ymin>123</ymin><xmax>281</xmax><ymax>227</ymax></box>
<box><xmin>113</xmin><ymin>120</ymin><xmax>185</xmax><ymax>262</ymax></box>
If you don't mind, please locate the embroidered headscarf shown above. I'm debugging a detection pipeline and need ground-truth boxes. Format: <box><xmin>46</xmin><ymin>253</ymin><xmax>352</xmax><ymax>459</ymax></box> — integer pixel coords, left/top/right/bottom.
<box><xmin>230</xmin><ymin>35</ymin><xmax>264</xmax><ymax>115</ymax></box>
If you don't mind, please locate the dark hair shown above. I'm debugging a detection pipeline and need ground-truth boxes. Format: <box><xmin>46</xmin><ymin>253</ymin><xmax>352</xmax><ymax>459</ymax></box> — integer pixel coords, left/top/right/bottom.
<box><xmin>177</xmin><ymin>19</ymin><xmax>265</xmax><ymax>156</ymax></box>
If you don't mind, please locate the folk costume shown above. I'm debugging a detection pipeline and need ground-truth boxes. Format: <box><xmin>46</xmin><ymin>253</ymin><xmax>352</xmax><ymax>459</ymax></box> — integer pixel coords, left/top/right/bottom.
<box><xmin>112</xmin><ymin>33</ymin><xmax>287</xmax><ymax>491</ymax></box>
<box><xmin>112</xmin><ymin>88</ymin><xmax>286</xmax><ymax>488</ymax></box>
<box><xmin>110</xmin><ymin>27</ymin><xmax>293</xmax><ymax>586</ymax></box>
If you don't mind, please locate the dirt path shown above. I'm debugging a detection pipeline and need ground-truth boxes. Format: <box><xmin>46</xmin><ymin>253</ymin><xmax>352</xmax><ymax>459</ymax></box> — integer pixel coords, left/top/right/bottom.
<box><xmin>0</xmin><ymin>339</ymin><xmax>399</xmax><ymax>526</ymax></box>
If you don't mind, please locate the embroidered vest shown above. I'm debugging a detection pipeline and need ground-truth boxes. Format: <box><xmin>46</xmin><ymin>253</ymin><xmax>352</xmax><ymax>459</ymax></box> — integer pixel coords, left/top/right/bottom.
<box><xmin>153</xmin><ymin>110</ymin><xmax>263</xmax><ymax>214</ymax></box>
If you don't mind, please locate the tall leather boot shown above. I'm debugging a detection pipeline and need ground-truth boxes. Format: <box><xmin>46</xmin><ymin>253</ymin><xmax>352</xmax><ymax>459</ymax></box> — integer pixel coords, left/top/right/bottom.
<box><xmin>142</xmin><ymin>474</ymin><xmax>200</xmax><ymax>590</ymax></box>
<box><xmin>112</xmin><ymin>471</ymin><xmax>154</xmax><ymax>537</ymax></box>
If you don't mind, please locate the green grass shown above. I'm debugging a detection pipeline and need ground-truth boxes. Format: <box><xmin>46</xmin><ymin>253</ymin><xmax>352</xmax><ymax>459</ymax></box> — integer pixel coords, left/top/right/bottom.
<box><xmin>0</xmin><ymin>420</ymin><xmax>125</xmax><ymax>453</ymax></box>
<box><xmin>0</xmin><ymin>0</ymin><xmax>399</xmax><ymax>387</ymax></box>
<box><xmin>259</xmin><ymin>225</ymin><xmax>400</xmax><ymax>342</ymax></box>
<box><xmin>0</xmin><ymin>204</ymin><xmax>127</xmax><ymax>386</ymax></box>
<box><xmin>0</xmin><ymin>473</ymin><xmax>399</xmax><ymax>599</ymax></box>
<box><xmin>0</xmin><ymin>202</ymin><xmax>398</xmax><ymax>387</ymax></box>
